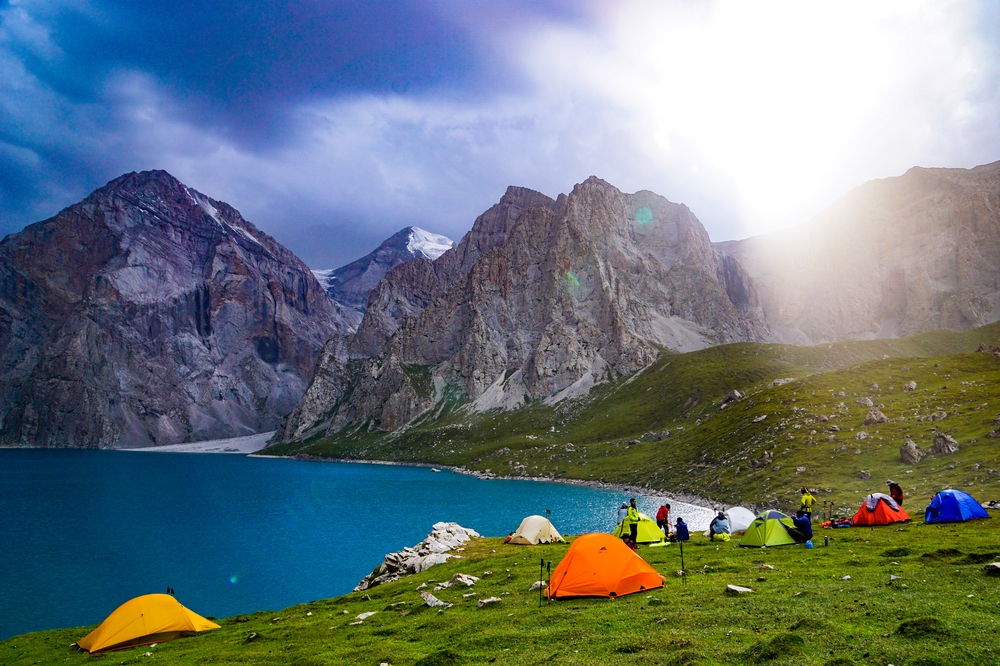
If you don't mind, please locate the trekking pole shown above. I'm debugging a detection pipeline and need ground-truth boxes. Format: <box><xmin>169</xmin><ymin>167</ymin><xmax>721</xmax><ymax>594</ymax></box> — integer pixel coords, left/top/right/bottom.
<box><xmin>539</xmin><ymin>557</ymin><xmax>545</xmax><ymax>607</ymax></box>
<box><xmin>679</xmin><ymin>538</ymin><xmax>686</xmax><ymax>585</ymax></box>
<box><xmin>547</xmin><ymin>562</ymin><xmax>552</xmax><ymax>605</ymax></box>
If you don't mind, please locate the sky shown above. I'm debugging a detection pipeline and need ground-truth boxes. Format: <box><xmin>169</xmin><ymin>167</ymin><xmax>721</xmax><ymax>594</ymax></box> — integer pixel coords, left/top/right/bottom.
<box><xmin>2</xmin><ymin>0</ymin><xmax>999</xmax><ymax>269</ymax></box>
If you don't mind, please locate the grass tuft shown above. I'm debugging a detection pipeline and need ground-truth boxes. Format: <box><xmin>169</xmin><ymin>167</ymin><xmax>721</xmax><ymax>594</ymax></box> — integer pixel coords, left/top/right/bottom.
<box><xmin>896</xmin><ymin>617</ymin><xmax>950</xmax><ymax>639</ymax></box>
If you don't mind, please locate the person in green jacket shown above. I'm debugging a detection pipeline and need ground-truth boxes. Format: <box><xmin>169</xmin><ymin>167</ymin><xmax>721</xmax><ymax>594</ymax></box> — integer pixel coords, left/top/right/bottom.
<box><xmin>627</xmin><ymin>497</ymin><xmax>640</xmax><ymax>543</ymax></box>
<box><xmin>800</xmin><ymin>487</ymin><xmax>816</xmax><ymax>521</ymax></box>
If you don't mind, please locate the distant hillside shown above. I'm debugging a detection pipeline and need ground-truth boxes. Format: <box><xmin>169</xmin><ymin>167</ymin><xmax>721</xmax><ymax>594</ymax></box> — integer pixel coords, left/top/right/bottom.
<box><xmin>266</xmin><ymin>322</ymin><xmax>1000</xmax><ymax>512</ymax></box>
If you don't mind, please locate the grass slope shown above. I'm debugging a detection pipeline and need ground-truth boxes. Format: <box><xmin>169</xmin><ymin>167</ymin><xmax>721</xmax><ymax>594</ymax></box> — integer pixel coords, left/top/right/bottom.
<box><xmin>5</xmin><ymin>520</ymin><xmax>999</xmax><ymax>665</ymax></box>
<box><xmin>267</xmin><ymin>324</ymin><xmax>1000</xmax><ymax>515</ymax></box>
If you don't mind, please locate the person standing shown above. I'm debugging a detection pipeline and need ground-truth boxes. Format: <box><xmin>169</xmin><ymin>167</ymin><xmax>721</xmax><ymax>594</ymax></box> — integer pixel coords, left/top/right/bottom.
<box><xmin>799</xmin><ymin>487</ymin><xmax>816</xmax><ymax>520</ymax></box>
<box><xmin>886</xmin><ymin>480</ymin><xmax>904</xmax><ymax>506</ymax></box>
<box><xmin>627</xmin><ymin>498</ymin><xmax>640</xmax><ymax>544</ymax></box>
<box><xmin>656</xmin><ymin>503</ymin><xmax>671</xmax><ymax>535</ymax></box>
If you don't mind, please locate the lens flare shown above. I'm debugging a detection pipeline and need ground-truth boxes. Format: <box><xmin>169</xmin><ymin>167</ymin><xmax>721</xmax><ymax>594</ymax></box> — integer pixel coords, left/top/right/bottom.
<box><xmin>564</xmin><ymin>271</ymin><xmax>580</xmax><ymax>288</ymax></box>
<box><xmin>635</xmin><ymin>206</ymin><xmax>653</xmax><ymax>225</ymax></box>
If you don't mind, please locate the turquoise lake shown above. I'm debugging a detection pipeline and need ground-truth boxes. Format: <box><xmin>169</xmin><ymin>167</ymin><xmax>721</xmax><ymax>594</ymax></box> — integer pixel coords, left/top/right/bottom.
<box><xmin>0</xmin><ymin>449</ymin><xmax>711</xmax><ymax>641</ymax></box>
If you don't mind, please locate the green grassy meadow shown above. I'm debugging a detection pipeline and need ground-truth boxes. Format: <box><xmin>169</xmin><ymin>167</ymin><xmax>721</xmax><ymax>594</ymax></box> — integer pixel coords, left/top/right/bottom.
<box><xmin>5</xmin><ymin>519</ymin><xmax>998</xmax><ymax>665</ymax></box>
<box><xmin>267</xmin><ymin>323</ymin><xmax>1000</xmax><ymax>517</ymax></box>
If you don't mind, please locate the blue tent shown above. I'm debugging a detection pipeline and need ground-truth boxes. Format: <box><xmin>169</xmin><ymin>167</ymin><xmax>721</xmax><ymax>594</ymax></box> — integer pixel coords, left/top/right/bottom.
<box><xmin>924</xmin><ymin>489</ymin><xmax>990</xmax><ymax>523</ymax></box>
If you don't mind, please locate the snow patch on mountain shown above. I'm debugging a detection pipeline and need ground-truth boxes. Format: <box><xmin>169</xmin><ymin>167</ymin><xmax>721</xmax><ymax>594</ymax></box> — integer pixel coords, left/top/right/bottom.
<box><xmin>407</xmin><ymin>227</ymin><xmax>454</xmax><ymax>260</ymax></box>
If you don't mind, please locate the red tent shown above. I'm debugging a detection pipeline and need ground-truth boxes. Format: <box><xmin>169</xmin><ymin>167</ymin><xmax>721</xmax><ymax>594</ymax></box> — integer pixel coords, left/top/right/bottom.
<box><xmin>852</xmin><ymin>493</ymin><xmax>911</xmax><ymax>526</ymax></box>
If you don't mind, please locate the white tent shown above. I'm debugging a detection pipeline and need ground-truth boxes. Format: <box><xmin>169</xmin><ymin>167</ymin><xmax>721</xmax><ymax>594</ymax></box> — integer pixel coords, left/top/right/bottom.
<box><xmin>726</xmin><ymin>506</ymin><xmax>756</xmax><ymax>533</ymax></box>
<box><xmin>507</xmin><ymin>515</ymin><xmax>565</xmax><ymax>545</ymax></box>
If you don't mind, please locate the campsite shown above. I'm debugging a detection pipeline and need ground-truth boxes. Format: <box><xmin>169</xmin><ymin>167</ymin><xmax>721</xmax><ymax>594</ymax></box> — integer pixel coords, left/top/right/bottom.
<box><xmin>3</xmin><ymin>510</ymin><xmax>998</xmax><ymax>665</ymax></box>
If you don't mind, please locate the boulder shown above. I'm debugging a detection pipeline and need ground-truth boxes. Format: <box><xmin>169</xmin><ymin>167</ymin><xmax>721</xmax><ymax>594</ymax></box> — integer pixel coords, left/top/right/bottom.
<box><xmin>928</xmin><ymin>411</ymin><xmax>948</xmax><ymax>422</ymax></box>
<box><xmin>857</xmin><ymin>397</ymin><xmax>874</xmax><ymax>408</ymax></box>
<box><xmin>477</xmin><ymin>597</ymin><xmax>502</xmax><ymax>609</ymax></box>
<box><xmin>902</xmin><ymin>381</ymin><xmax>918</xmax><ymax>391</ymax></box>
<box><xmin>988</xmin><ymin>429</ymin><xmax>1000</xmax><ymax>439</ymax></box>
<box><xmin>858</xmin><ymin>470</ymin><xmax>872</xmax><ymax>480</ymax></box>
<box><xmin>930</xmin><ymin>433</ymin><xmax>959</xmax><ymax>454</ymax></box>
<box><xmin>816</xmin><ymin>414</ymin><xmax>830</xmax><ymax>422</ymax></box>
<box><xmin>725</xmin><ymin>585</ymin><xmax>754</xmax><ymax>596</ymax></box>
<box><xmin>900</xmin><ymin>439</ymin><xmax>926</xmax><ymax>464</ymax></box>
<box><xmin>864</xmin><ymin>408</ymin><xmax>889</xmax><ymax>425</ymax></box>
<box><xmin>855</xmin><ymin>431</ymin><xmax>870</xmax><ymax>441</ymax></box>
<box><xmin>643</xmin><ymin>430</ymin><xmax>670</xmax><ymax>442</ymax></box>
<box><xmin>828</xmin><ymin>425</ymin><xmax>841</xmax><ymax>432</ymax></box>
<box><xmin>985</xmin><ymin>563</ymin><xmax>1000</xmax><ymax>577</ymax></box>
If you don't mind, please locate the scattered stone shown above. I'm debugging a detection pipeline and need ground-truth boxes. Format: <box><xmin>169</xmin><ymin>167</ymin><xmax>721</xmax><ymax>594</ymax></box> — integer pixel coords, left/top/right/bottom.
<box><xmin>988</xmin><ymin>429</ymin><xmax>1000</xmax><ymax>439</ymax></box>
<box><xmin>420</xmin><ymin>591</ymin><xmax>452</xmax><ymax>608</ymax></box>
<box><xmin>930</xmin><ymin>433</ymin><xmax>960</xmax><ymax>454</ymax></box>
<box><xmin>642</xmin><ymin>430</ymin><xmax>670</xmax><ymax>441</ymax></box>
<box><xmin>855</xmin><ymin>431</ymin><xmax>870</xmax><ymax>441</ymax></box>
<box><xmin>858</xmin><ymin>470</ymin><xmax>872</xmax><ymax>480</ymax></box>
<box><xmin>828</xmin><ymin>425</ymin><xmax>841</xmax><ymax>432</ymax></box>
<box><xmin>816</xmin><ymin>414</ymin><xmax>829</xmax><ymax>422</ymax></box>
<box><xmin>856</xmin><ymin>397</ymin><xmax>874</xmax><ymax>408</ymax></box>
<box><xmin>647</xmin><ymin>598</ymin><xmax>665</xmax><ymax>606</ymax></box>
<box><xmin>870</xmin><ymin>383</ymin><xmax>879</xmax><ymax>390</ymax></box>
<box><xmin>356</xmin><ymin>612</ymin><xmax>377</xmax><ymax>620</ymax></box>
<box><xmin>902</xmin><ymin>381</ymin><xmax>917</xmax><ymax>391</ymax></box>
<box><xmin>725</xmin><ymin>585</ymin><xmax>754</xmax><ymax>596</ymax></box>
<box><xmin>361</xmin><ymin>594</ymin><xmax>371</xmax><ymax>601</ymax></box>
<box><xmin>528</xmin><ymin>581</ymin><xmax>547</xmax><ymax>591</ymax></box>
<box><xmin>243</xmin><ymin>632</ymin><xmax>261</xmax><ymax>644</ymax></box>
<box><xmin>984</xmin><ymin>563</ymin><xmax>1000</xmax><ymax>576</ymax></box>
<box><xmin>890</xmin><ymin>575</ymin><xmax>901</xmax><ymax>581</ymax></box>
<box><xmin>899</xmin><ymin>439</ymin><xmax>926</xmax><ymax>465</ymax></box>
<box><xmin>477</xmin><ymin>597</ymin><xmax>502</xmax><ymax>609</ymax></box>
<box><xmin>864</xmin><ymin>408</ymin><xmax>888</xmax><ymax>425</ymax></box>
<box><xmin>753</xmin><ymin>414</ymin><xmax>768</xmax><ymax>423</ymax></box>
<box><xmin>348</xmin><ymin>621</ymin><xmax>363</xmax><ymax>626</ymax></box>
<box><xmin>416</xmin><ymin>583</ymin><xmax>427</xmax><ymax>590</ymax></box>
<box><xmin>770</xmin><ymin>378</ymin><xmax>795</xmax><ymax>387</ymax></box>
<box><xmin>753</xmin><ymin>564</ymin><xmax>776</xmax><ymax>570</ymax></box>
<box><xmin>970</xmin><ymin>463</ymin><xmax>980</xmax><ymax>471</ymax></box>
<box><xmin>356</xmin><ymin>522</ymin><xmax>481</xmax><ymax>591</ymax></box>
<box><xmin>795</xmin><ymin>467</ymin><xmax>806</xmax><ymax>475</ymax></box>
<box><xmin>928</xmin><ymin>411</ymin><xmax>948</xmax><ymax>422</ymax></box>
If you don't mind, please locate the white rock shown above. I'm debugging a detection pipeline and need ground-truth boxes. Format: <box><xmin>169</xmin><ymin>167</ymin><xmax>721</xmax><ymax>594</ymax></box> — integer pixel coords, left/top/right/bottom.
<box><xmin>477</xmin><ymin>596</ymin><xmax>502</xmax><ymax>608</ymax></box>
<box><xmin>725</xmin><ymin>585</ymin><xmax>754</xmax><ymax>595</ymax></box>
<box><xmin>529</xmin><ymin>580</ymin><xmax>548</xmax><ymax>591</ymax></box>
<box><xmin>842</xmin><ymin>575</ymin><xmax>852</xmax><ymax>581</ymax></box>
<box><xmin>356</xmin><ymin>612</ymin><xmax>377</xmax><ymax>620</ymax></box>
<box><xmin>420</xmin><ymin>591</ymin><xmax>452</xmax><ymax>608</ymax></box>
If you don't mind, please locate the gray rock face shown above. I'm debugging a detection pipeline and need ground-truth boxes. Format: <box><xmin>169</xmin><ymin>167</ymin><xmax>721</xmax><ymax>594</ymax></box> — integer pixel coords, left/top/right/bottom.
<box><xmin>276</xmin><ymin>177</ymin><xmax>771</xmax><ymax>442</ymax></box>
<box><xmin>899</xmin><ymin>439</ymin><xmax>926</xmax><ymax>464</ymax></box>
<box><xmin>312</xmin><ymin>226</ymin><xmax>453</xmax><ymax>333</ymax></box>
<box><xmin>720</xmin><ymin>161</ymin><xmax>1000</xmax><ymax>343</ymax></box>
<box><xmin>930</xmin><ymin>433</ymin><xmax>960</xmax><ymax>454</ymax></box>
<box><xmin>0</xmin><ymin>170</ymin><xmax>338</xmax><ymax>448</ymax></box>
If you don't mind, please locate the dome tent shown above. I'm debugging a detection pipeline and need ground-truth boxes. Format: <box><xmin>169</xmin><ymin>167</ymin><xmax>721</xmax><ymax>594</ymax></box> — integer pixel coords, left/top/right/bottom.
<box><xmin>925</xmin><ymin>489</ymin><xmax>990</xmax><ymax>523</ymax></box>
<box><xmin>507</xmin><ymin>515</ymin><xmax>565</xmax><ymax>545</ymax></box>
<box><xmin>726</xmin><ymin>507</ymin><xmax>757</xmax><ymax>533</ymax></box>
<box><xmin>852</xmin><ymin>493</ymin><xmax>911</xmax><ymax>526</ymax></box>
<box><xmin>545</xmin><ymin>533</ymin><xmax>664</xmax><ymax>599</ymax></box>
<box><xmin>612</xmin><ymin>512</ymin><xmax>665</xmax><ymax>543</ymax></box>
<box><xmin>76</xmin><ymin>594</ymin><xmax>220</xmax><ymax>653</ymax></box>
<box><xmin>739</xmin><ymin>510</ymin><xmax>797</xmax><ymax>548</ymax></box>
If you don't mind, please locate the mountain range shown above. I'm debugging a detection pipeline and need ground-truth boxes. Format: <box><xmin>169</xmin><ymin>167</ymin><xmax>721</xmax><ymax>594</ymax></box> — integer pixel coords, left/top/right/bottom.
<box><xmin>1</xmin><ymin>161</ymin><xmax>998</xmax><ymax>448</ymax></box>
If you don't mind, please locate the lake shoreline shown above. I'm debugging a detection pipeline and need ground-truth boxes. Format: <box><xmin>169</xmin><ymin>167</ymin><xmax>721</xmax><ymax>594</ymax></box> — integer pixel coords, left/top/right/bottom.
<box><xmin>252</xmin><ymin>451</ymin><xmax>722</xmax><ymax>512</ymax></box>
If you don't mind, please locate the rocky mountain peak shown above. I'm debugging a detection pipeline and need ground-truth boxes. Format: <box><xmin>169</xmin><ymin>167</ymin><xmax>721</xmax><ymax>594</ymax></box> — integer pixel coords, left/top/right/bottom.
<box><xmin>0</xmin><ymin>170</ymin><xmax>338</xmax><ymax>448</ymax></box>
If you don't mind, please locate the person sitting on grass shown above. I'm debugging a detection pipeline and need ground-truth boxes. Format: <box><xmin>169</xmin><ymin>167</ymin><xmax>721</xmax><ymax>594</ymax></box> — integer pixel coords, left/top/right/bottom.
<box><xmin>787</xmin><ymin>510</ymin><xmax>814</xmax><ymax>543</ymax></box>
<box><xmin>669</xmin><ymin>517</ymin><xmax>689</xmax><ymax>542</ymax></box>
<box><xmin>621</xmin><ymin>534</ymin><xmax>637</xmax><ymax>552</ymax></box>
<box><xmin>709</xmin><ymin>512</ymin><xmax>730</xmax><ymax>541</ymax></box>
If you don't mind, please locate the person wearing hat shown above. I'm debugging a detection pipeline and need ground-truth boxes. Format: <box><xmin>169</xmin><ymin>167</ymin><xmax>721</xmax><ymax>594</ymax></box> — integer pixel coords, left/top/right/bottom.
<box><xmin>886</xmin><ymin>479</ymin><xmax>904</xmax><ymax>506</ymax></box>
<box><xmin>799</xmin><ymin>487</ymin><xmax>816</xmax><ymax>521</ymax></box>
<box><xmin>708</xmin><ymin>511</ymin><xmax>730</xmax><ymax>541</ymax></box>
<box><xmin>626</xmin><ymin>498</ymin><xmax>640</xmax><ymax>543</ymax></box>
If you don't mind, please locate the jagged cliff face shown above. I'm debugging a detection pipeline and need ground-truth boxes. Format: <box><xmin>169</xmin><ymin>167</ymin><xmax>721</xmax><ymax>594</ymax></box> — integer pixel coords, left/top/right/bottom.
<box><xmin>721</xmin><ymin>161</ymin><xmax>1000</xmax><ymax>344</ymax></box>
<box><xmin>276</xmin><ymin>177</ymin><xmax>771</xmax><ymax>442</ymax></box>
<box><xmin>0</xmin><ymin>170</ymin><xmax>338</xmax><ymax>448</ymax></box>
<box><xmin>312</xmin><ymin>227</ymin><xmax>453</xmax><ymax>333</ymax></box>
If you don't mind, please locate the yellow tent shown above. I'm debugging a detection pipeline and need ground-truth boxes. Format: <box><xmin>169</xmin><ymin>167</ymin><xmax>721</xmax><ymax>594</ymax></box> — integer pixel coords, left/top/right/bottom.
<box><xmin>77</xmin><ymin>594</ymin><xmax>220</xmax><ymax>653</ymax></box>
<box><xmin>612</xmin><ymin>512</ymin><xmax>665</xmax><ymax>543</ymax></box>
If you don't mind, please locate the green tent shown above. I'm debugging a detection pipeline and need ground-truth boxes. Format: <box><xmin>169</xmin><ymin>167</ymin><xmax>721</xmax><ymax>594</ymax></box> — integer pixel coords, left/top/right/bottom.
<box><xmin>612</xmin><ymin>512</ymin><xmax>665</xmax><ymax>543</ymax></box>
<box><xmin>739</xmin><ymin>510</ymin><xmax>797</xmax><ymax>548</ymax></box>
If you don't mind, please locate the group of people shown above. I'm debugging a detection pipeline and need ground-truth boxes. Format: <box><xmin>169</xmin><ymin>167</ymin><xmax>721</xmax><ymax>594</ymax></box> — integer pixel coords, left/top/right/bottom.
<box><xmin>616</xmin><ymin>498</ymin><xmax>688</xmax><ymax>550</ymax></box>
<box><xmin>616</xmin><ymin>479</ymin><xmax>907</xmax><ymax>550</ymax></box>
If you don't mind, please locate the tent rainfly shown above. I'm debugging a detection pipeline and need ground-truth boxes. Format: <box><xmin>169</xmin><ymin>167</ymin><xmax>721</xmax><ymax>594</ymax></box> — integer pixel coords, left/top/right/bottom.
<box><xmin>545</xmin><ymin>533</ymin><xmax>664</xmax><ymax>599</ymax></box>
<box><xmin>507</xmin><ymin>515</ymin><xmax>565</xmax><ymax>545</ymax></box>
<box><xmin>612</xmin><ymin>512</ymin><xmax>665</xmax><ymax>543</ymax></box>
<box><xmin>725</xmin><ymin>507</ymin><xmax>757</xmax><ymax>534</ymax></box>
<box><xmin>925</xmin><ymin>489</ymin><xmax>990</xmax><ymax>523</ymax></box>
<box><xmin>739</xmin><ymin>510</ymin><xmax>797</xmax><ymax>548</ymax></box>
<box><xmin>76</xmin><ymin>594</ymin><xmax>220</xmax><ymax>653</ymax></box>
<box><xmin>851</xmin><ymin>493</ymin><xmax>911</xmax><ymax>526</ymax></box>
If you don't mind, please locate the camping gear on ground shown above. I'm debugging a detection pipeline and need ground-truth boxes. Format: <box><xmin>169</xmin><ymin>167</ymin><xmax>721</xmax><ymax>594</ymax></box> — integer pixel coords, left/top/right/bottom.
<box><xmin>739</xmin><ymin>510</ymin><xmax>797</xmax><ymax>548</ymax></box>
<box><xmin>508</xmin><ymin>515</ymin><xmax>565</xmax><ymax>545</ymax></box>
<box><xmin>924</xmin><ymin>489</ymin><xmax>990</xmax><ymax>523</ymax></box>
<box><xmin>612</xmin><ymin>512</ymin><xmax>665</xmax><ymax>543</ymax></box>
<box><xmin>545</xmin><ymin>533</ymin><xmax>664</xmax><ymax>599</ymax></box>
<box><xmin>851</xmin><ymin>493</ymin><xmax>911</xmax><ymax>526</ymax></box>
<box><xmin>76</xmin><ymin>594</ymin><xmax>220</xmax><ymax>653</ymax></box>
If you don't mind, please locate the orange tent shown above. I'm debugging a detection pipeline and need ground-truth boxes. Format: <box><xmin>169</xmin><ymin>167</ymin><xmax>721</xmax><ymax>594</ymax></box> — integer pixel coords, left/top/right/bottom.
<box><xmin>77</xmin><ymin>594</ymin><xmax>220</xmax><ymax>653</ymax></box>
<box><xmin>545</xmin><ymin>533</ymin><xmax>664</xmax><ymax>599</ymax></box>
<box><xmin>852</xmin><ymin>493</ymin><xmax>912</xmax><ymax>526</ymax></box>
